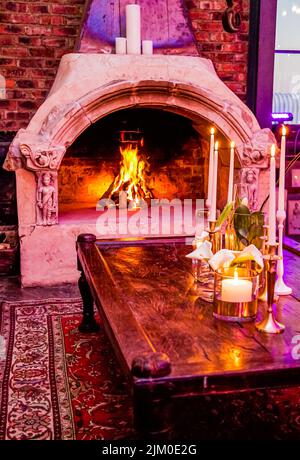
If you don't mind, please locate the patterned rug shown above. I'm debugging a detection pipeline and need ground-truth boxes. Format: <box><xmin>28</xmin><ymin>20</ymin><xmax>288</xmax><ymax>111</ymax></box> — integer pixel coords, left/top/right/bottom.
<box><xmin>2</xmin><ymin>299</ymin><xmax>300</xmax><ymax>440</ymax></box>
<box><xmin>0</xmin><ymin>299</ymin><xmax>134</xmax><ymax>440</ymax></box>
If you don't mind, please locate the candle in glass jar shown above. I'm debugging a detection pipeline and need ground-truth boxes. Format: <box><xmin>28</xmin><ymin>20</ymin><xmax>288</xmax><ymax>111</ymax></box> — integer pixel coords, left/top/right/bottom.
<box><xmin>278</xmin><ymin>125</ymin><xmax>286</xmax><ymax>213</ymax></box>
<box><xmin>269</xmin><ymin>144</ymin><xmax>276</xmax><ymax>245</ymax></box>
<box><xmin>221</xmin><ymin>271</ymin><xmax>252</xmax><ymax>302</ymax></box>
<box><xmin>227</xmin><ymin>141</ymin><xmax>235</xmax><ymax>203</ymax></box>
<box><xmin>209</xmin><ymin>141</ymin><xmax>218</xmax><ymax>222</ymax></box>
<box><xmin>206</xmin><ymin>128</ymin><xmax>215</xmax><ymax>209</ymax></box>
<box><xmin>126</xmin><ymin>4</ymin><xmax>141</xmax><ymax>55</ymax></box>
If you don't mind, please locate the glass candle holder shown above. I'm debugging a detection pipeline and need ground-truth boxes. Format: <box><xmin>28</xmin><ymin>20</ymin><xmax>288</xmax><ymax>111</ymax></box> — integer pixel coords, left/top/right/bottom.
<box><xmin>192</xmin><ymin>258</ymin><xmax>214</xmax><ymax>303</ymax></box>
<box><xmin>213</xmin><ymin>267</ymin><xmax>260</xmax><ymax>322</ymax></box>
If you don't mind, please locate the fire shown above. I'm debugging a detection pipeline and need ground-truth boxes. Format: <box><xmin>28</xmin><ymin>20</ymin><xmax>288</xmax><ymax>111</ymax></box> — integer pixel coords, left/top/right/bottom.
<box><xmin>110</xmin><ymin>143</ymin><xmax>153</xmax><ymax>204</ymax></box>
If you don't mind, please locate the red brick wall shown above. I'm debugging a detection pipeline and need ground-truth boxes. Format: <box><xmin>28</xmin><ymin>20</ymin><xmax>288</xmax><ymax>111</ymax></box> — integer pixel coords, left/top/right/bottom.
<box><xmin>187</xmin><ymin>0</ymin><xmax>250</xmax><ymax>101</ymax></box>
<box><xmin>0</xmin><ymin>0</ymin><xmax>85</xmax><ymax>131</ymax></box>
<box><xmin>0</xmin><ymin>0</ymin><xmax>250</xmax><ymax>132</ymax></box>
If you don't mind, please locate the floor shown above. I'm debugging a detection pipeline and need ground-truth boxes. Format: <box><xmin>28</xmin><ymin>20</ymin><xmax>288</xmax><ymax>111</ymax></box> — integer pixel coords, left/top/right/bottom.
<box><xmin>0</xmin><ymin>276</ymin><xmax>80</xmax><ymax>302</ymax></box>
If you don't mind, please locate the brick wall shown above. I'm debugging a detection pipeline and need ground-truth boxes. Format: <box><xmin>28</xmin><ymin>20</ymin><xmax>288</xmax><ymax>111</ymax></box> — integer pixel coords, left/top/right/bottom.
<box><xmin>0</xmin><ymin>0</ymin><xmax>250</xmax><ymax>132</ymax></box>
<box><xmin>187</xmin><ymin>0</ymin><xmax>250</xmax><ymax>101</ymax></box>
<box><xmin>0</xmin><ymin>0</ymin><xmax>85</xmax><ymax>131</ymax></box>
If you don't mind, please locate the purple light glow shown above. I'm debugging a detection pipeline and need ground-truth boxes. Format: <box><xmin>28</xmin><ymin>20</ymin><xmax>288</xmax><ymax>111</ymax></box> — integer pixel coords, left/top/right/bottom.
<box><xmin>271</xmin><ymin>112</ymin><xmax>293</xmax><ymax>121</ymax></box>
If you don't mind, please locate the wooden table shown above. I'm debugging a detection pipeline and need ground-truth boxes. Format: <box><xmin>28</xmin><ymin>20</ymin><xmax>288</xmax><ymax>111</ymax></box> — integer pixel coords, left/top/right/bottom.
<box><xmin>76</xmin><ymin>234</ymin><xmax>300</xmax><ymax>438</ymax></box>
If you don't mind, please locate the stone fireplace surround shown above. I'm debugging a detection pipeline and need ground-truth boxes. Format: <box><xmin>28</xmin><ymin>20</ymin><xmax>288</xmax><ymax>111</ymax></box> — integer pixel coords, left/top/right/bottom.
<box><xmin>4</xmin><ymin>53</ymin><xmax>276</xmax><ymax>286</ymax></box>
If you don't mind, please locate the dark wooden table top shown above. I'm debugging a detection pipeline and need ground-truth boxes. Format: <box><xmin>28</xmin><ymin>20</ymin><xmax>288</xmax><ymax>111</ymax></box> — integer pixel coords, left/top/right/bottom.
<box><xmin>77</xmin><ymin>236</ymin><xmax>300</xmax><ymax>393</ymax></box>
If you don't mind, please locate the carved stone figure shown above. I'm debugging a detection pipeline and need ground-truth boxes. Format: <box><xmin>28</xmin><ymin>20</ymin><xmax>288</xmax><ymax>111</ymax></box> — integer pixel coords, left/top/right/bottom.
<box><xmin>241</xmin><ymin>168</ymin><xmax>259</xmax><ymax>211</ymax></box>
<box><xmin>36</xmin><ymin>172</ymin><xmax>58</xmax><ymax>226</ymax></box>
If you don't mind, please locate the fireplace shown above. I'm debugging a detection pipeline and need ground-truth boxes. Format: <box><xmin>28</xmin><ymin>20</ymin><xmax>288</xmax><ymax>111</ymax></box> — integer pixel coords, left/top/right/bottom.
<box><xmin>4</xmin><ymin>53</ymin><xmax>276</xmax><ymax>286</ymax></box>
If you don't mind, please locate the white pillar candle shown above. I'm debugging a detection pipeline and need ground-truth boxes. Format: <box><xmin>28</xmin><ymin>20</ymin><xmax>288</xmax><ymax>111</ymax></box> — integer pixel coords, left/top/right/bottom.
<box><xmin>227</xmin><ymin>141</ymin><xmax>235</xmax><ymax>203</ymax></box>
<box><xmin>209</xmin><ymin>141</ymin><xmax>218</xmax><ymax>222</ymax></box>
<box><xmin>115</xmin><ymin>37</ymin><xmax>127</xmax><ymax>54</ymax></box>
<box><xmin>278</xmin><ymin>125</ymin><xmax>286</xmax><ymax>212</ymax></box>
<box><xmin>269</xmin><ymin>144</ymin><xmax>277</xmax><ymax>245</ymax></box>
<box><xmin>221</xmin><ymin>272</ymin><xmax>252</xmax><ymax>303</ymax></box>
<box><xmin>126</xmin><ymin>4</ymin><xmax>141</xmax><ymax>55</ymax></box>
<box><xmin>206</xmin><ymin>128</ymin><xmax>215</xmax><ymax>209</ymax></box>
<box><xmin>142</xmin><ymin>40</ymin><xmax>153</xmax><ymax>55</ymax></box>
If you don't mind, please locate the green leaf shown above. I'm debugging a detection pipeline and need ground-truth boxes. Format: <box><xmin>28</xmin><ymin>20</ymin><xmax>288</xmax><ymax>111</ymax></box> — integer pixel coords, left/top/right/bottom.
<box><xmin>216</xmin><ymin>201</ymin><xmax>234</xmax><ymax>228</ymax></box>
<box><xmin>235</xmin><ymin>204</ymin><xmax>251</xmax><ymax>215</ymax></box>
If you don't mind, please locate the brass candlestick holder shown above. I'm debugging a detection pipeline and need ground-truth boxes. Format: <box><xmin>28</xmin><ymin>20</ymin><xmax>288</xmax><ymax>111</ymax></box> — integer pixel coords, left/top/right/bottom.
<box><xmin>255</xmin><ymin>244</ymin><xmax>285</xmax><ymax>334</ymax></box>
<box><xmin>208</xmin><ymin>220</ymin><xmax>222</xmax><ymax>254</ymax></box>
<box><xmin>258</xmin><ymin>255</ymin><xmax>268</xmax><ymax>302</ymax></box>
<box><xmin>224</xmin><ymin>222</ymin><xmax>236</xmax><ymax>250</ymax></box>
<box><xmin>260</xmin><ymin>225</ymin><xmax>269</xmax><ymax>256</ymax></box>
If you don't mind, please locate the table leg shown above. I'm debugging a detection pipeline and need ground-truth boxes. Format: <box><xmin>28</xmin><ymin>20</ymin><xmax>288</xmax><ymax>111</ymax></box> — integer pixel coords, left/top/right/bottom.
<box><xmin>133</xmin><ymin>385</ymin><xmax>173</xmax><ymax>440</ymax></box>
<box><xmin>78</xmin><ymin>270</ymin><xmax>100</xmax><ymax>333</ymax></box>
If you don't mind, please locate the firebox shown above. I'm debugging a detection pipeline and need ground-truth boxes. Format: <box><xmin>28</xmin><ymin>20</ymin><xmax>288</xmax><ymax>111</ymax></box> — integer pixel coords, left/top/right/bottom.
<box><xmin>58</xmin><ymin>108</ymin><xmax>206</xmax><ymax>222</ymax></box>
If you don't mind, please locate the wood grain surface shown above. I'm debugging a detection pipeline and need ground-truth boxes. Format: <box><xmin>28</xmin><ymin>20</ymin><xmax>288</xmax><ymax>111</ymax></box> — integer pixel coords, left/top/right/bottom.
<box><xmin>77</xmin><ymin>237</ymin><xmax>300</xmax><ymax>393</ymax></box>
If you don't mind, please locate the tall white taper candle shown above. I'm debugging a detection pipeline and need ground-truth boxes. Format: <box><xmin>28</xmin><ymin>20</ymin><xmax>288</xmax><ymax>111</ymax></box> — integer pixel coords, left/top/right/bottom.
<box><xmin>126</xmin><ymin>4</ymin><xmax>141</xmax><ymax>55</ymax></box>
<box><xmin>269</xmin><ymin>144</ymin><xmax>276</xmax><ymax>245</ymax></box>
<box><xmin>227</xmin><ymin>141</ymin><xmax>235</xmax><ymax>203</ymax></box>
<box><xmin>206</xmin><ymin>128</ymin><xmax>215</xmax><ymax>209</ymax></box>
<box><xmin>278</xmin><ymin>125</ymin><xmax>286</xmax><ymax>212</ymax></box>
<box><xmin>209</xmin><ymin>141</ymin><xmax>218</xmax><ymax>222</ymax></box>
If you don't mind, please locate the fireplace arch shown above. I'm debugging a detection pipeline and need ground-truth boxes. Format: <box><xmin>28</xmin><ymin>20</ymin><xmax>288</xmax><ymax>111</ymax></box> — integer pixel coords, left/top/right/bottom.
<box><xmin>3</xmin><ymin>54</ymin><xmax>276</xmax><ymax>286</ymax></box>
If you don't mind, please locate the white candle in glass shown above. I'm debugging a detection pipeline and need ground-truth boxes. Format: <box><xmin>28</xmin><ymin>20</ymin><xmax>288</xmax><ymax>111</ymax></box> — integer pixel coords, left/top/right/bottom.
<box><xmin>227</xmin><ymin>141</ymin><xmax>235</xmax><ymax>203</ymax></box>
<box><xmin>278</xmin><ymin>125</ymin><xmax>286</xmax><ymax>212</ymax></box>
<box><xmin>209</xmin><ymin>141</ymin><xmax>218</xmax><ymax>222</ymax></box>
<box><xmin>142</xmin><ymin>40</ymin><xmax>153</xmax><ymax>55</ymax></box>
<box><xmin>115</xmin><ymin>37</ymin><xmax>127</xmax><ymax>54</ymax></box>
<box><xmin>221</xmin><ymin>271</ymin><xmax>252</xmax><ymax>303</ymax></box>
<box><xmin>269</xmin><ymin>144</ymin><xmax>277</xmax><ymax>245</ymax></box>
<box><xmin>206</xmin><ymin>128</ymin><xmax>215</xmax><ymax>209</ymax></box>
<box><xmin>126</xmin><ymin>4</ymin><xmax>141</xmax><ymax>55</ymax></box>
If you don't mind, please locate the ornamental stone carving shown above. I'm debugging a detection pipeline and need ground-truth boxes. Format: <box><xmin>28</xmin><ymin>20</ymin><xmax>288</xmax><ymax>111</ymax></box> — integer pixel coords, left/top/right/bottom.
<box><xmin>240</xmin><ymin>167</ymin><xmax>259</xmax><ymax>211</ymax></box>
<box><xmin>242</xmin><ymin>129</ymin><xmax>276</xmax><ymax>167</ymax></box>
<box><xmin>36</xmin><ymin>171</ymin><xmax>58</xmax><ymax>226</ymax></box>
<box><xmin>19</xmin><ymin>143</ymin><xmax>64</xmax><ymax>171</ymax></box>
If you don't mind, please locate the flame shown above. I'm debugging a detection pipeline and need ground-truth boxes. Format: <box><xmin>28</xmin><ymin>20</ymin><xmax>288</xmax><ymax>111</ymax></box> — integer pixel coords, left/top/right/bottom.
<box><xmin>282</xmin><ymin>125</ymin><xmax>287</xmax><ymax>136</ymax></box>
<box><xmin>110</xmin><ymin>143</ymin><xmax>152</xmax><ymax>203</ymax></box>
<box><xmin>271</xmin><ymin>144</ymin><xmax>276</xmax><ymax>157</ymax></box>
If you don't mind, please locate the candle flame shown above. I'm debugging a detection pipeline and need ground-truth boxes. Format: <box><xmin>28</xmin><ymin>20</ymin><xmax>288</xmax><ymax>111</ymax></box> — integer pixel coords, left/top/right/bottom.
<box><xmin>271</xmin><ymin>144</ymin><xmax>276</xmax><ymax>158</ymax></box>
<box><xmin>210</xmin><ymin>127</ymin><xmax>215</xmax><ymax>135</ymax></box>
<box><xmin>231</xmin><ymin>141</ymin><xmax>235</xmax><ymax>149</ymax></box>
<box><xmin>215</xmin><ymin>141</ymin><xmax>219</xmax><ymax>150</ymax></box>
<box><xmin>282</xmin><ymin>125</ymin><xmax>287</xmax><ymax>136</ymax></box>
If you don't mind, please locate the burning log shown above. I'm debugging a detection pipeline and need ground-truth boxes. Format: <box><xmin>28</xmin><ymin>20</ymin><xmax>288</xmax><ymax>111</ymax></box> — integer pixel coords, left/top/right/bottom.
<box><xmin>100</xmin><ymin>142</ymin><xmax>154</xmax><ymax>207</ymax></box>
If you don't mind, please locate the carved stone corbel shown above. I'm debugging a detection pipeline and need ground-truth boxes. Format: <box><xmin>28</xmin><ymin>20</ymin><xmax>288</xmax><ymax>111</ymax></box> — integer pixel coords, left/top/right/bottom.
<box><xmin>20</xmin><ymin>143</ymin><xmax>64</xmax><ymax>171</ymax></box>
<box><xmin>36</xmin><ymin>171</ymin><xmax>58</xmax><ymax>226</ymax></box>
<box><xmin>242</xmin><ymin>128</ymin><xmax>276</xmax><ymax>168</ymax></box>
<box><xmin>240</xmin><ymin>167</ymin><xmax>260</xmax><ymax>211</ymax></box>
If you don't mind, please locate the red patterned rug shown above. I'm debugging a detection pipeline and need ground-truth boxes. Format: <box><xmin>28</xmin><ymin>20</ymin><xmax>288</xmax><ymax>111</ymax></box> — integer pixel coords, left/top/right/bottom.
<box><xmin>2</xmin><ymin>299</ymin><xmax>300</xmax><ymax>440</ymax></box>
<box><xmin>0</xmin><ymin>299</ymin><xmax>134</xmax><ymax>440</ymax></box>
